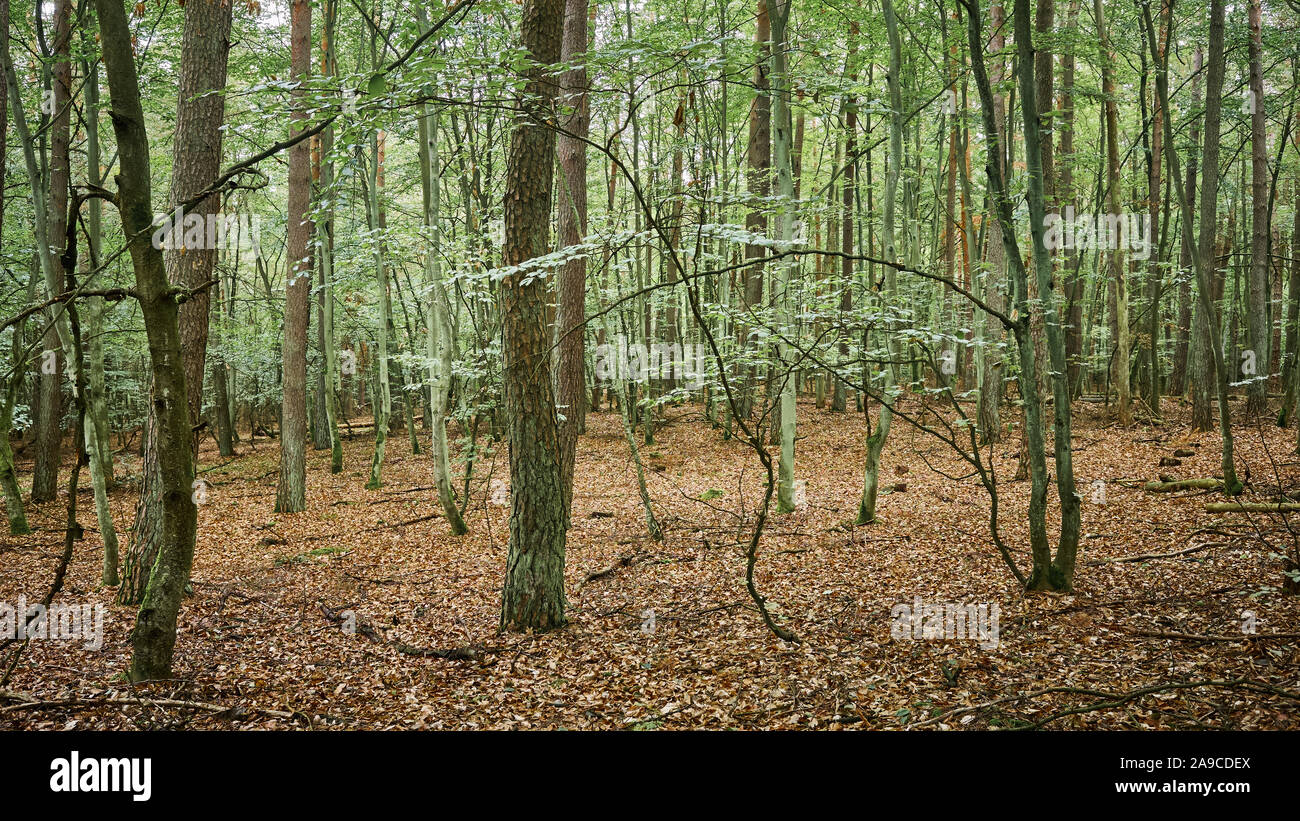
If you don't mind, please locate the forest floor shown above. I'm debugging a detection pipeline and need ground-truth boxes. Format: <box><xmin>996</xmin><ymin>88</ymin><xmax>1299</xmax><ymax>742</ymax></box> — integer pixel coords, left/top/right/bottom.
<box><xmin>2</xmin><ymin>398</ymin><xmax>1299</xmax><ymax>730</ymax></box>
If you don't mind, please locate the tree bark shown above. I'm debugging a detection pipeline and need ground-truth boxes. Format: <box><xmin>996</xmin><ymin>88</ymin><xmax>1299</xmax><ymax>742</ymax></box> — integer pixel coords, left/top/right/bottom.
<box><xmin>275</xmin><ymin>0</ymin><xmax>313</xmax><ymax>513</ymax></box>
<box><xmin>94</xmin><ymin>0</ymin><xmax>199</xmax><ymax>680</ymax></box>
<box><xmin>555</xmin><ymin>0</ymin><xmax>590</xmax><ymax>517</ymax></box>
<box><xmin>121</xmin><ymin>0</ymin><xmax>233</xmax><ymax>601</ymax></box>
<box><xmin>416</xmin><ymin>5</ymin><xmax>468</xmax><ymax>536</ymax></box>
<box><xmin>1245</xmin><ymin>0</ymin><xmax>1269</xmax><ymax>417</ymax></box>
<box><xmin>499</xmin><ymin>0</ymin><xmax>568</xmax><ymax>632</ymax></box>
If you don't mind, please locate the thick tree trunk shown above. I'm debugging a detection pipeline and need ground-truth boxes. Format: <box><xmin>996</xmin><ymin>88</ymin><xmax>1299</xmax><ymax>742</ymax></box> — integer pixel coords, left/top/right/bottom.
<box><xmin>120</xmin><ymin>0</ymin><xmax>232</xmax><ymax>599</ymax></box>
<box><xmin>499</xmin><ymin>0</ymin><xmax>568</xmax><ymax>633</ymax></box>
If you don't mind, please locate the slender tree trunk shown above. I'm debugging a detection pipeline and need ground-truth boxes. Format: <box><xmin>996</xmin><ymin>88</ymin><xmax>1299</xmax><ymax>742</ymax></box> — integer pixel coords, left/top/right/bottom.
<box><xmin>1245</xmin><ymin>0</ymin><xmax>1269</xmax><ymax>417</ymax></box>
<box><xmin>365</xmin><ymin>131</ymin><xmax>392</xmax><ymax>490</ymax></box>
<box><xmin>319</xmin><ymin>0</ymin><xmax>343</xmax><ymax>474</ymax></box>
<box><xmin>769</xmin><ymin>0</ymin><xmax>797</xmax><ymax>513</ymax></box>
<box><xmin>739</xmin><ymin>0</ymin><xmax>770</xmax><ymax>423</ymax></box>
<box><xmin>416</xmin><ymin>6</ymin><xmax>467</xmax><ymax>535</ymax></box>
<box><xmin>32</xmin><ymin>0</ymin><xmax>75</xmax><ymax>504</ymax></box>
<box><xmin>859</xmin><ymin>0</ymin><xmax>903</xmax><ymax>525</ymax></box>
<box><xmin>275</xmin><ymin>0</ymin><xmax>313</xmax><ymax>513</ymax></box>
<box><xmin>1141</xmin><ymin>0</ymin><xmax>1240</xmax><ymax>494</ymax></box>
<box><xmin>555</xmin><ymin>0</ymin><xmax>589</xmax><ymax>517</ymax></box>
<box><xmin>977</xmin><ymin>0</ymin><xmax>1007</xmax><ymax>444</ymax></box>
<box><xmin>82</xmin><ymin>52</ymin><xmax>120</xmax><ymax>585</ymax></box>
<box><xmin>832</xmin><ymin>22</ymin><xmax>859</xmax><ymax>414</ymax></box>
<box><xmin>94</xmin><ymin>0</ymin><xmax>199</xmax><ymax>680</ymax></box>
<box><xmin>1096</xmin><ymin>0</ymin><xmax>1131</xmax><ymax>426</ymax></box>
<box><xmin>1169</xmin><ymin>47</ymin><xmax>1202</xmax><ymax>397</ymax></box>
<box><xmin>968</xmin><ymin>0</ymin><xmax>1080</xmax><ymax>590</ymax></box>
<box><xmin>1283</xmin><ymin>181</ymin><xmax>1300</xmax><ymax>425</ymax></box>
<box><xmin>0</xmin><ymin>0</ymin><xmax>30</xmax><ymax>536</ymax></box>
<box><xmin>1060</xmin><ymin>0</ymin><xmax>1083</xmax><ymax>397</ymax></box>
<box><xmin>1141</xmin><ymin>5</ymin><xmax>1168</xmax><ymax>415</ymax></box>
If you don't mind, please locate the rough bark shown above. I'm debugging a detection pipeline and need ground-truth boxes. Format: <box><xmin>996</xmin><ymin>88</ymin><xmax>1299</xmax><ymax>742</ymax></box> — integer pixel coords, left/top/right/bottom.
<box><xmin>120</xmin><ymin>0</ymin><xmax>233</xmax><ymax>601</ymax></box>
<box><xmin>499</xmin><ymin>0</ymin><xmax>568</xmax><ymax>632</ymax></box>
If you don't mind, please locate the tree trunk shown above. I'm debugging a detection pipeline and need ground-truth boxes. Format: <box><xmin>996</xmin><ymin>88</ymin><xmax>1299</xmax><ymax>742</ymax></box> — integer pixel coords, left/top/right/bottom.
<box><xmin>95</xmin><ymin>0</ymin><xmax>199</xmax><ymax>680</ymax></box>
<box><xmin>32</xmin><ymin>0</ymin><xmax>75</xmax><ymax>504</ymax></box>
<box><xmin>499</xmin><ymin>0</ymin><xmax>568</xmax><ymax>633</ymax></box>
<box><xmin>82</xmin><ymin>51</ymin><xmax>120</xmax><ymax>586</ymax></box>
<box><xmin>1245</xmin><ymin>0</ymin><xmax>1269</xmax><ymax>417</ymax></box>
<box><xmin>275</xmin><ymin>0</ymin><xmax>313</xmax><ymax>513</ymax></box>
<box><xmin>859</xmin><ymin>0</ymin><xmax>903</xmax><ymax>525</ymax></box>
<box><xmin>555</xmin><ymin>0</ymin><xmax>589</xmax><ymax>517</ymax></box>
<box><xmin>365</xmin><ymin>131</ymin><xmax>392</xmax><ymax>490</ymax></box>
<box><xmin>0</xmin><ymin>0</ymin><xmax>30</xmax><ymax>537</ymax></box>
<box><xmin>739</xmin><ymin>0</ymin><xmax>770</xmax><ymax>423</ymax></box>
<box><xmin>120</xmin><ymin>0</ymin><xmax>233</xmax><ymax>600</ymax></box>
<box><xmin>416</xmin><ymin>6</ymin><xmax>468</xmax><ymax>535</ymax></box>
<box><xmin>769</xmin><ymin>0</ymin><xmax>797</xmax><ymax>514</ymax></box>
<box><xmin>1096</xmin><ymin>0</ymin><xmax>1131</xmax><ymax>427</ymax></box>
<box><xmin>977</xmin><ymin>0</ymin><xmax>1007</xmax><ymax>444</ymax></box>
<box><xmin>1141</xmin><ymin>0</ymin><xmax>1240</xmax><ymax>494</ymax></box>
<box><xmin>831</xmin><ymin>22</ymin><xmax>859</xmax><ymax>414</ymax></box>
<box><xmin>1168</xmin><ymin>47</ymin><xmax>1202</xmax><ymax>397</ymax></box>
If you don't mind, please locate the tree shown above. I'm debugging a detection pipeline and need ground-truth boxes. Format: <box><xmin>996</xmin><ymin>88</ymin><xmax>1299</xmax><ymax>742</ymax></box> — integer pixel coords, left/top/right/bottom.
<box><xmin>275</xmin><ymin>0</ymin><xmax>313</xmax><ymax>513</ymax></box>
<box><xmin>93</xmin><ymin>0</ymin><xmax>199</xmax><ymax>680</ymax></box>
<box><xmin>121</xmin><ymin>0</ymin><xmax>234</xmax><ymax>604</ymax></box>
<box><xmin>1245</xmin><ymin>0</ymin><xmax>1269</xmax><ymax>417</ymax></box>
<box><xmin>417</xmin><ymin>9</ymin><xmax>468</xmax><ymax>535</ymax></box>
<box><xmin>499</xmin><ymin>0</ymin><xmax>568</xmax><ymax>632</ymax></box>
<box><xmin>964</xmin><ymin>0</ymin><xmax>1080</xmax><ymax>591</ymax></box>
<box><xmin>555</xmin><ymin>0</ymin><xmax>590</xmax><ymax>518</ymax></box>
<box><xmin>769</xmin><ymin>0</ymin><xmax>797</xmax><ymax>513</ymax></box>
<box><xmin>30</xmin><ymin>0</ymin><xmax>74</xmax><ymax>505</ymax></box>
<box><xmin>1095</xmin><ymin>0</ymin><xmax>1131</xmax><ymax>427</ymax></box>
<box><xmin>859</xmin><ymin>0</ymin><xmax>904</xmax><ymax>525</ymax></box>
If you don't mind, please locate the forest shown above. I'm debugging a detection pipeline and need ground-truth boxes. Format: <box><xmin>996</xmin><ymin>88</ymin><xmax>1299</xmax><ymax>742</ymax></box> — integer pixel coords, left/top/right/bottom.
<box><xmin>0</xmin><ymin>0</ymin><xmax>1298</xmax><ymax>734</ymax></box>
